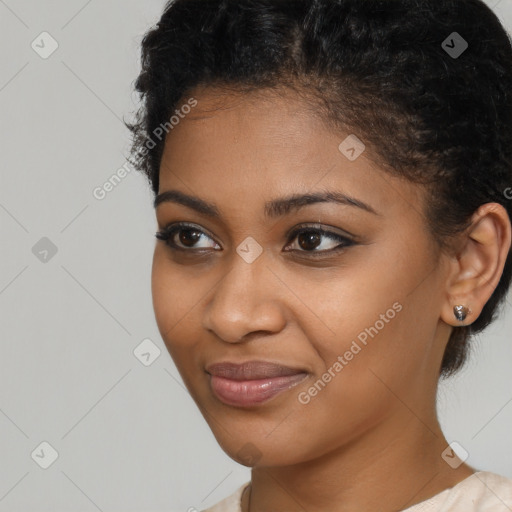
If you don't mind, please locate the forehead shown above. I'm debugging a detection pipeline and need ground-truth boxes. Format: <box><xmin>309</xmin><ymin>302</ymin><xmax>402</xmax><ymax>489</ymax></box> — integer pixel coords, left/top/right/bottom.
<box><xmin>158</xmin><ymin>85</ymin><xmax>426</xmax><ymax>221</ymax></box>
<box><xmin>169</xmin><ymin>85</ymin><xmax>325</xmax><ymax>149</ymax></box>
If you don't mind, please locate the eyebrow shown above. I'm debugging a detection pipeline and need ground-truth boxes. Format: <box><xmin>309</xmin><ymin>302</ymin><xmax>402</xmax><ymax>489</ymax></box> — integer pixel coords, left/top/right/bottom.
<box><xmin>154</xmin><ymin>189</ymin><xmax>380</xmax><ymax>218</ymax></box>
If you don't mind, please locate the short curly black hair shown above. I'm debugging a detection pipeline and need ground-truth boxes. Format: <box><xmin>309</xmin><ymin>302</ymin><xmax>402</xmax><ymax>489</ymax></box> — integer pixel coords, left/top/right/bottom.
<box><xmin>125</xmin><ymin>0</ymin><xmax>512</xmax><ymax>378</ymax></box>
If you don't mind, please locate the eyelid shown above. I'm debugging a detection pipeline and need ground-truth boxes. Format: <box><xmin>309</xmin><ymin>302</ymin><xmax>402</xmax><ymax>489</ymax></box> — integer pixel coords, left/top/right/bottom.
<box><xmin>283</xmin><ymin>224</ymin><xmax>355</xmax><ymax>257</ymax></box>
<box><xmin>157</xmin><ymin>221</ymin><xmax>216</xmax><ymax>238</ymax></box>
<box><xmin>285</xmin><ymin>222</ymin><xmax>357</xmax><ymax>240</ymax></box>
<box><xmin>157</xmin><ymin>221</ymin><xmax>355</xmax><ymax>243</ymax></box>
<box><xmin>156</xmin><ymin>221</ymin><xmax>220</xmax><ymax>249</ymax></box>
<box><xmin>156</xmin><ymin>221</ymin><xmax>357</xmax><ymax>257</ymax></box>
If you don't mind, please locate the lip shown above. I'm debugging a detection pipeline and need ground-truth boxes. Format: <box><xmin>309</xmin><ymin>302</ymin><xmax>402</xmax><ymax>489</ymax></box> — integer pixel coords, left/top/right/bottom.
<box><xmin>206</xmin><ymin>360</ymin><xmax>308</xmax><ymax>407</ymax></box>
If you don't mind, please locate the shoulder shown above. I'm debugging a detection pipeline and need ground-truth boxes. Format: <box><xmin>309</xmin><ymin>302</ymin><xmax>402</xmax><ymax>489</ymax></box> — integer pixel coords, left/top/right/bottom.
<box><xmin>200</xmin><ymin>482</ymin><xmax>250</xmax><ymax>512</ymax></box>
<box><xmin>404</xmin><ymin>471</ymin><xmax>512</xmax><ymax>511</ymax></box>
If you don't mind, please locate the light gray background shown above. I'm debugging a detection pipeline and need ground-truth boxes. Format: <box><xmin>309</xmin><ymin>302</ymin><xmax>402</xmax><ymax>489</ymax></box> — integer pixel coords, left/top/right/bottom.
<box><xmin>1</xmin><ymin>1</ymin><xmax>511</xmax><ymax>511</ymax></box>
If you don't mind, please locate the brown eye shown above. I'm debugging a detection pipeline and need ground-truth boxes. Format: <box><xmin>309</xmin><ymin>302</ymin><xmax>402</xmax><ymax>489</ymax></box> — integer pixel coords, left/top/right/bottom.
<box><xmin>156</xmin><ymin>223</ymin><xmax>220</xmax><ymax>251</ymax></box>
<box><xmin>284</xmin><ymin>225</ymin><xmax>354</xmax><ymax>256</ymax></box>
<box><xmin>155</xmin><ymin>222</ymin><xmax>355</xmax><ymax>257</ymax></box>
<box><xmin>297</xmin><ymin>231</ymin><xmax>322</xmax><ymax>251</ymax></box>
<box><xmin>177</xmin><ymin>227</ymin><xmax>202</xmax><ymax>247</ymax></box>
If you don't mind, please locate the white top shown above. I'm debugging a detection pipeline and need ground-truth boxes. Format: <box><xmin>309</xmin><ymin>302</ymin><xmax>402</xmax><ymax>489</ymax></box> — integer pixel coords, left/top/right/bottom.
<box><xmin>201</xmin><ymin>471</ymin><xmax>512</xmax><ymax>512</ymax></box>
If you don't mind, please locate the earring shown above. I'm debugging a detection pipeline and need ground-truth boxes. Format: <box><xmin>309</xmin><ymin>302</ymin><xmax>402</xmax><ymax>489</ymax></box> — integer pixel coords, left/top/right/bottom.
<box><xmin>453</xmin><ymin>305</ymin><xmax>470</xmax><ymax>322</ymax></box>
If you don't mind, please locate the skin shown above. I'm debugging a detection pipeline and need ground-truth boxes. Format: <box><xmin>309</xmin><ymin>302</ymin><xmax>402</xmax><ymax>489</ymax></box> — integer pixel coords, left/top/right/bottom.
<box><xmin>151</xmin><ymin>85</ymin><xmax>511</xmax><ymax>512</ymax></box>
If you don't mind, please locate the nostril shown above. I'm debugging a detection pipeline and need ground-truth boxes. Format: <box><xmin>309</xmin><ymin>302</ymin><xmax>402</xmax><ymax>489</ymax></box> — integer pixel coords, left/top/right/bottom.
<box><xmin>235</xmin><ymin>330</ymin><xmax>274</xmax><ymax>343</ymax></box>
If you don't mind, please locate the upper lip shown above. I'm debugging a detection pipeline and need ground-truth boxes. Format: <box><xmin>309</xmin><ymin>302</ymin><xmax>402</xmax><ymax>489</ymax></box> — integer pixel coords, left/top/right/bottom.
<box><xmin>205</xmin><ymin>360</ymin><xmax>307</xmax><ymax>380</ymax></box>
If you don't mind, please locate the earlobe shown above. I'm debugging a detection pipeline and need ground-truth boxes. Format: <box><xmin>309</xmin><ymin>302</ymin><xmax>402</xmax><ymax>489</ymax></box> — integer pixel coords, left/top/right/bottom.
<box><xmin>453</xmin><ymin>304</ymin><xmax>471</xmax><ymax>324</ymax></box>
<box><xmin>441</xmin><ymin>203</ymin><xmax>512</xmax><ymax>327</ymax></box>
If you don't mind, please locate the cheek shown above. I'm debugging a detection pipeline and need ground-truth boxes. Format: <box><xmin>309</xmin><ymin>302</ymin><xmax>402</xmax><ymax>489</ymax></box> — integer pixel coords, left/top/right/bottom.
<box><xmin>291</xmin><ymin>245</ymin><xmax>432</xmax><ymax>381</ymax></box>
<box><xmin>298</xmin><ymin>284</ymin><xmax>406</xmax><ymax>393</ymax></box>
<box><xmin>151</xmin><ymin>248</ymin><xmax>217</xmax><ymax>379</ymax></box>
<box><xmin>151</xmin><ymin>250</ymin><xmax>199</xmax><ymax>350</ymax></box>
<box><xmin>151</xmin><ymin>252</ymin><xmax>175</xmax><ymax>334</ymax></box>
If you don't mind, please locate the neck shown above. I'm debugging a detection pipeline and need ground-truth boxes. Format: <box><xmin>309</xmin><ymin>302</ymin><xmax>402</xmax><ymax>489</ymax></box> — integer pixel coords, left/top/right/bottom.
<box><xmin>245</xmin><ymin>410</ymin><xmax>475</xmax><ymax>512</ymax></box>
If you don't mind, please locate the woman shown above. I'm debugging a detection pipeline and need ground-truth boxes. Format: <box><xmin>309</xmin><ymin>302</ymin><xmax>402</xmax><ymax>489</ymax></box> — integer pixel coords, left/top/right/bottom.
<box><xmin>126</xmin><ymin>0</ymin><xmax>512</xmax><ymax>510</ymax></box>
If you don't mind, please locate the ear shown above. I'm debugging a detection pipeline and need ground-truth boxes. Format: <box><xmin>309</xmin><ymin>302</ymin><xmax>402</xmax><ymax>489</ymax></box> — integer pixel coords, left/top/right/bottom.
<box><xmin>440</xmin><ymin>203</ymin><xmax>511</xmax><ymax>327</ymax></box>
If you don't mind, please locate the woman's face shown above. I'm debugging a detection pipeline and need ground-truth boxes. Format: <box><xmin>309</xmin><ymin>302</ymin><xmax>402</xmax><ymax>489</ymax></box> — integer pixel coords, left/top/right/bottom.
<box><xmin>152</xmin><ymin>86</ymin><xmax>453</xmax><ymax>467</ymax></box>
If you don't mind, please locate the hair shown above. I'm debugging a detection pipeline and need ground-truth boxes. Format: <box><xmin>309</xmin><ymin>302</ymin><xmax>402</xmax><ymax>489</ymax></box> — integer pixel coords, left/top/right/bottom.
<box><xmin>125</xmin><ymin>0</ymin><xmax>512</xmax><ymax>378</ymax></box>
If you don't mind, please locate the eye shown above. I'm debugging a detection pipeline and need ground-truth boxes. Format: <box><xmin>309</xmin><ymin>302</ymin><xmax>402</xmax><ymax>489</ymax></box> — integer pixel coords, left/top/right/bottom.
<box><xmin>155</xmin><ymin>222</ymin><xmax>220</xmax><ymax>251</ymax></box>
<box><xmin>283</xmin><ymin>224</ymin><xmax>354</xmax><ymax>257</ymax></box>
<box><xmin>155</xmin><ymin>222</ymin><xmax>355</xmax><ymax>257</ymax></box>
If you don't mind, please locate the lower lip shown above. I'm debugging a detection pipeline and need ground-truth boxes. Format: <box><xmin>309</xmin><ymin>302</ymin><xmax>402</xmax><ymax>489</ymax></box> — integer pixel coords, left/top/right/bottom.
<box><xmin>209</xmin><ymin>373</ymin><xmax>308</xmax><ymax>407</ymax></box>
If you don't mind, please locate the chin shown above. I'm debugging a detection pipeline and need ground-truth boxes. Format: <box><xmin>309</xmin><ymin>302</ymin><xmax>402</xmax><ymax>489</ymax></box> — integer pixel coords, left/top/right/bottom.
<box><xmin>209</xmin><ymin>425</ymin><xmax>309</xmax><ymax>468</ymax></box>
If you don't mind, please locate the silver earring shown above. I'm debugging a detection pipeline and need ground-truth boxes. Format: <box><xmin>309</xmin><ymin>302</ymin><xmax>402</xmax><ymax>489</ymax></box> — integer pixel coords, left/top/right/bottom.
<box><xmin>453</xmin><ymin>305</ymin><xmax>470</xmax><ymax>322</ymax></box>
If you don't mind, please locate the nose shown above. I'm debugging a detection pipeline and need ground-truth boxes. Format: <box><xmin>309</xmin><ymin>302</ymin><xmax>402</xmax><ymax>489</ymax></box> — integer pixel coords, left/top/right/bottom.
<box><xmin>201</xmin><ymin>253</ymin><xmax>287</xmax><ymax>344</ymax></box>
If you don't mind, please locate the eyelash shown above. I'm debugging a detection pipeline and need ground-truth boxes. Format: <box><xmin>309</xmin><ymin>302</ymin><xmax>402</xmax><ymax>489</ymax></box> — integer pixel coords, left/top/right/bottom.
<box><xmin>155</xmin><ymin>222</ymin><xmax>355</xmax><ymax>258</ymax></box>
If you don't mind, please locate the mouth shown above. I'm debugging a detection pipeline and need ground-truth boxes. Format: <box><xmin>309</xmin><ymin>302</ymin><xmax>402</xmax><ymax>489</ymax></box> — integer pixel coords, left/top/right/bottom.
<box><xmin>205</xmin><ymin>360</ymin><xmax>309</xmax><ymax>407</ymax></box>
